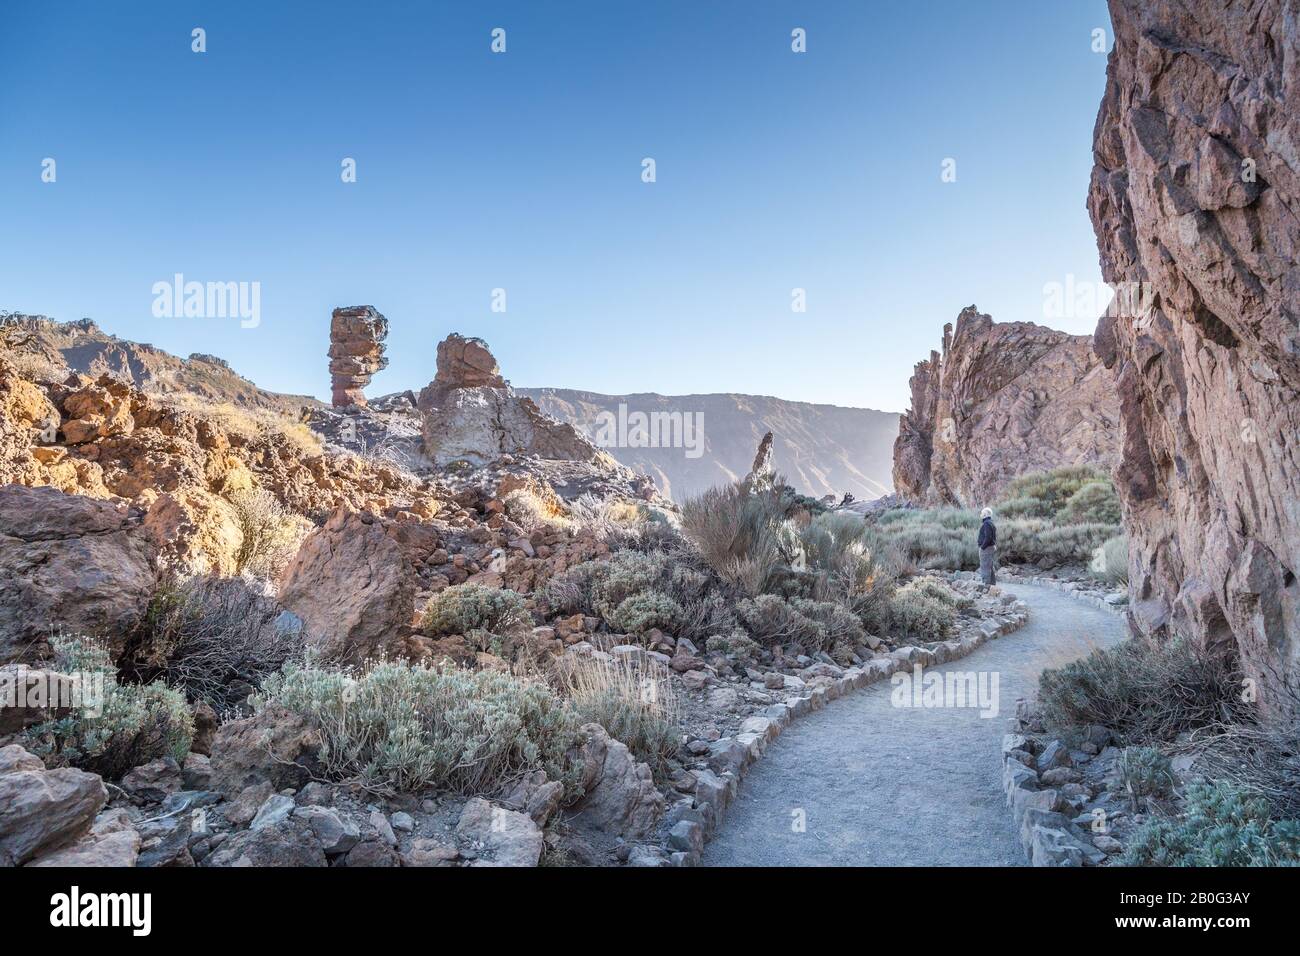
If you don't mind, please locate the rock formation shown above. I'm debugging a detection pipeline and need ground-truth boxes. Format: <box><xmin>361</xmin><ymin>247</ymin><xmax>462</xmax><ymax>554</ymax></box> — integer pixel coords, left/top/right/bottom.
<box><xmin>417</xmin><ymin>334</ymin><xmax>613</xmax><ymax>467</ymax></box>
<box><xmin>1089</xmin><ymin>0</ymin><xmax>1300</xmax><ymax>707</ymax></box>
<box><xmin>328</xmin><ymin>306</ymin><xmax>389</xmax><ymax>407</ymax></box>
<box><xmin>0</xmin><ymin>485</ymin><xmax>157</xmax><ymax>664</ymax></box>
<box><xmin>892</xmin><ymin>307</ymin><xmax>1119</xmax><ymax>505</ymax></box>
<box><xmin>745</xmin><ymin>431</ymin><xmax>775</xmax><ymax>492</ymax></box>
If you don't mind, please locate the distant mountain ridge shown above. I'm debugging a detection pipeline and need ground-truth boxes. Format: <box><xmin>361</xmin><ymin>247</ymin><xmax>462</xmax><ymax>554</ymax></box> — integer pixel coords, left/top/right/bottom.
<box><xmin>0</xmin><ymin>313</ymin><xmax>320</xmax><ymax>414</ymax></box>
<box><xmin>520</xmin><ymin>387</ymin><xmax>898</xmax><ymax>502</ymax></box>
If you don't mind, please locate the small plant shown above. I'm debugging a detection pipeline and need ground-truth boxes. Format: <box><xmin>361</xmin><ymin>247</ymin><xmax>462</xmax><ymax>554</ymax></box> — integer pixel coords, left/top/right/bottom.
<box><xmin>227</xmin><ymin>487</ymin><xmax>307</xmax><ymax>578</ymax></box>
<box><xmin>1092</xmin><ymin>534</ymin><xmax>1129</xmax><ymax>586</ymax></box>
<box><xmin>257</xmin><ymin>658</ymin><xmax>583</xmax><ymax>796</ymax></box>
<box><xmin>1122</xmin><ymin>780</ymin><xmax>1300</xmax><ymax>866</ymax></box>
<box><xmin>23</xmin><ymin>634</ymin><xmax>193</xmax><ymax>780</ymax></box>
<box><xmin>605</xmin><ymin>590</ymin><xmax>685</xmax><ymax>637</ymax></box>
<box><xmin>502</xmin><ymin>488</ymin><xmax>553</xmax><ymax>531</ymax></box>
<box><xmin>734</xmin><ymin>594</ymin><xmax>859</xmax><ymax>654</ymax></box>
<box><xmin>706</xmin><ymin>629</ymin><xmax>762</xmax><ymax>666</ymax></box>
<box><xmin>421</xmin><ymin>584</ymin><xmax>530</xmax><ymax>637</ymax></box>
<box><xmin>1117</xmin><ymin>745</ymin><xmax>1176</xmax><ymax>811</ymax></box>
<box><xmin>561</xmin><ymin>654</ymin><xmax>679</xmax><ymax>776</ymax></box>
<box><xmin>885</xmin><ymin>579</ymin><xmax>958</xmax><ymax>639</ymax></box>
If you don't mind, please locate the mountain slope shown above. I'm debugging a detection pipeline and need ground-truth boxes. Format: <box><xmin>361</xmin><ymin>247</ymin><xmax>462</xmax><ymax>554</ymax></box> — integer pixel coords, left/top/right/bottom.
<box><xmin>0</xmin><ymin>313</ymin><xmax>321</xmax><ymax>414</ymax></box>
<box><xmin>519</xmin><ymin>388</ymin><xmax>898</xmax><ymax>502</ymax></box>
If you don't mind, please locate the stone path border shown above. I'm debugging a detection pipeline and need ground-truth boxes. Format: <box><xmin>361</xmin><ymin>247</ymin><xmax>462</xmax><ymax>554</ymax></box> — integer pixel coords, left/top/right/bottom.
<box><xmin>661</xmin><ymin>601</ymin><xmax>1030</xmax><ymax>865</ymax></box>
<box><xmin>998</xmin><ymin>570</ymin><xmax>1128</xmax><ymax>616</ymax></box>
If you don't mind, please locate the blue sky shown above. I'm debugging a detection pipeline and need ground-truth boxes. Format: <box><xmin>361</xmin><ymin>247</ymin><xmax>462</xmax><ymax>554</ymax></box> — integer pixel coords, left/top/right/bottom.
<box><xmin>0</xmin><ymin>0</ymin><xmax>1114</xmax><ymax>411</ymax></box>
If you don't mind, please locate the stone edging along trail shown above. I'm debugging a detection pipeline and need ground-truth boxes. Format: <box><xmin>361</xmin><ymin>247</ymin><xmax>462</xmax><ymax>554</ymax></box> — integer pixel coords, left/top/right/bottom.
<box><xmin>997</xmin><ymin>570</ymin><xmax>1128</xmax><ymax>616</ymax></box>
<box><xmin>662</xmin><ymin>594</ymin><xmax>1031</xmax><ymax>866</ymax></box>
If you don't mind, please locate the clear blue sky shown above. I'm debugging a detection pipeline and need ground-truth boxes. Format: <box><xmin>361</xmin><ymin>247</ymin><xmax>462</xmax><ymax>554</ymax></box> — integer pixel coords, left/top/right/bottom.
<box><xmin>0</xmin><ymin>0</ymin><xmax>1114</xmax><ymax>411</ymax></box>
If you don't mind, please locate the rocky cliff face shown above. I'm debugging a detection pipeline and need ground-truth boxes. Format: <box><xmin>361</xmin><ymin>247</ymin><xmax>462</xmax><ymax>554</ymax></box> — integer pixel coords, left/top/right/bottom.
<box><xmin>892</xmin><ymin>307</ymin><xmax>1119</xmax><ymax>505</ymax></box>
<box><xmin>1089</xmin><ymin>0</ymin><xmax>1300</xmax><ymax>707</ymax></box>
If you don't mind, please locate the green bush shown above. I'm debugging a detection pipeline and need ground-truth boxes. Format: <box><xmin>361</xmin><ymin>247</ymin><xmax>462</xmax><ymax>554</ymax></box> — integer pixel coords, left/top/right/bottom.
<box><xmin>871</xmin><ymin>507</ymin><xmax>981</xmax><ymax>571</ymax></box>
<box><xmin>1038</xmin><ymin>639</ymin><xmax>1246</xmax><ymax>743</ymax></box>
<box><xmin>884</xmin><ymin>579</ymin><xmax>958</xmax><ymax>639</ymax></box>
<box><xmin>541</xmin><ymin>549</ymin><xmax>731</xmax><ymax>642</ymax></box>
<box><xmin>996</xmin><ymin>466</ymin><xmax>1113</xmax><ymax>520</ymax></box>
<box><xmin>23</xmin><ymin>634</ymin><xmax>193</xmax><ymax>780</ymax></box>
<box><xmin>1057</xmin><ymin>480</ymin><xmax>1122</xmax><ymax>525</ymax></box>
<box><xmin>736</xmin><ymin>595</ymin><xmax>825</xmax><ymax>653</ymax></box>
<box><xmin>1117</xmin><ymin>746</ymin><xmax>1176</xmax><ymax>811</ymax></box>
<box><xmin>257</xmin><ymin>658</ymin><xmax>583</xmax><ymax>796</ymax></box>
<box><xmin>421</xmin><ymin>584</ymin><xmax>529</xmax><ymax>637</ymax></box>
<box><xmin>705</xmin><ymin>629</ymin><xmax>762</xmax><ymax>666</ymax></box>
<box><xmin>1122</xmin><ymin>780</ymin><xmax>1300</xmax><ymax>866</ymax></box>
<box><xmin>606</xmin><ymin>590</ymin><xmax>685</xmax><ymax>636</ymax></box>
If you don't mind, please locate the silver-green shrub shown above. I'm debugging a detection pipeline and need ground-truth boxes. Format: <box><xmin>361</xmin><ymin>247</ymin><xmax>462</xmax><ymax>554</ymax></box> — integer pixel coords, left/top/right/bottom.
<box><xmin>421</xmin><ymin>584</ymin><xmax>530</xmax><ymax>637</ymax></box>
<box><xmin>257</xmin><ymin>658</ymin><xmax>583</xmax><ymax>796</ymax></box>
<box><xmin>23</xmin><ymin>634</ymin><xmax>193</xmax><ymax>779</ymax></box>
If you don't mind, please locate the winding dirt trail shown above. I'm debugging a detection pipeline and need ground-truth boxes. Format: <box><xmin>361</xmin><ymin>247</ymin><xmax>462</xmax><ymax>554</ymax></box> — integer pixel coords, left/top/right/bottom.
<box><xmin>701</xmin><ymin>582</ymin><xmax>1127</xmax><ymax>867</ymax></box>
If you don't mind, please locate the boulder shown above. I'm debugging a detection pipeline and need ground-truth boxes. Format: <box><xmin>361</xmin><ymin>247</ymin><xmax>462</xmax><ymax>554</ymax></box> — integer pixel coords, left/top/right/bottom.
<box><xmin>0</xmin><ymin>745</ymin><xmax>108</xmax><ymax>866</ymax></box>
<box><xmin>276</xmin><ymin>507</ymin><xmax>416</xmax><ymax>662</ymax></box>
<box><xmin>207</xmin><ymin>820</ymin><xmax>327</xmax><ymax>867</ymax></box>
<box><xmin>455</xmin><ymin>797</ymin><xmax>543</xmax><ymax>867</ymax></box>
<box><xmin>417</xmin><ymin>334</ymin><xmax>611</xmax><ymax>467</ymax></box>
<box><xmin>27</xmin><ymin>808</ymin><xmax>140</xmax><ymax>867</ymax></box>
<box><xmin>208</xmin><ymin>706</ymin><xmax>322</xmax><ymax>796</ymax></box>
<box><xmin>566</xmin><ymin>723</ymin><xmax>664</xmax><ymax>840</ymax></box>
<box><xmin>0</xmin><ymin>485</ymin><xmax>156</xmax><ymax>663</ymax></box>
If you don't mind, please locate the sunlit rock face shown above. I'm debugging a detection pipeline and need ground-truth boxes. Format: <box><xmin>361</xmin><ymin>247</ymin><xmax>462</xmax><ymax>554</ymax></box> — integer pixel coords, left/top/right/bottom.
<box><xmin>892</xmin><ymin>306</ymin><xmax>1119</xmax><ymax>506</ymax></box>
<box><xmin>1088</xmin><ymin>0</ymin><xmax>1300</xmax><ymax>708</ymax></box>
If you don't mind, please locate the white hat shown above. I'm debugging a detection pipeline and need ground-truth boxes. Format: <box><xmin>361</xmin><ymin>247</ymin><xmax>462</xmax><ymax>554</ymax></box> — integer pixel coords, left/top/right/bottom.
<box><xmin>980</xmin><ymin>507</ymin><xmax>993</xmax><ymax>519</ymax></box>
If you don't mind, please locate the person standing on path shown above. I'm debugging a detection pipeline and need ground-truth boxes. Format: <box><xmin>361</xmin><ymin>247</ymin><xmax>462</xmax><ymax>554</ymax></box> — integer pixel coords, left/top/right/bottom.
<box><xmin>978</xmin><ymin>507</ymin><xmax>997</xmax><ymax>585</ymax></box>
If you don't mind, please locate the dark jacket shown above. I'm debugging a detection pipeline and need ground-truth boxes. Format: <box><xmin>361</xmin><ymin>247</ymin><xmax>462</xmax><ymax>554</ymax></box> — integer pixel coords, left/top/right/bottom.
<box><xmin>978</xmin><ymin>517</ymin><xmax>996</xmax><ymax>549</ymax></box>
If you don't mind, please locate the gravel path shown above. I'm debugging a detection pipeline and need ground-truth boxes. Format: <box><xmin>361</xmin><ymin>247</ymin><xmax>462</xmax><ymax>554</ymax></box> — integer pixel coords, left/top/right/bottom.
<box><xmin>701</xmin><ymin>582</ymin><xmax>1127</xmax><ymax>867</ymax></box>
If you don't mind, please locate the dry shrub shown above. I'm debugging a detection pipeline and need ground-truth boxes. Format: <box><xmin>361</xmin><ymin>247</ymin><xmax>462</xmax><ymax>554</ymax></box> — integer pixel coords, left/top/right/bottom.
<box><xmin>1038</xmin><ymin>638</ymin><xmax>1248</xmax><ymax>744</ymax></box>
<box><xmin>160</xmin><ymin>394</ymin><xmax>324</xmax><ymax>457</ymax></box>
<box><xmin>560</xmin><ymin>653</ymin><xmax>679</xmax><ymax>776</ymax></box>
<box><xmin>126</xmin><ymin>576</ymin><xmax>307</xmax><ymax>716</ymax></box>
<box><xmin>227</xmin><ymin>487</ymin><xmax>308</xmax><ymax>578</ymax></box>
<box><xmin>679</xmin><ymin>481</ymin><xmax>797</xmax><ymax>596</ymax></box>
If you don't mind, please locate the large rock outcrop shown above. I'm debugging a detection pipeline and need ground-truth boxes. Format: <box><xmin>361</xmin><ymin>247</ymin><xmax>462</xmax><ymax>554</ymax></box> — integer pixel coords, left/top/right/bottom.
<box><xmin>328</xmin><ymin>306</ymin><xmax>389</xmax><ymax>408</ymax></box>
<box><xmin>275</xmin><ymin>508</ymin><xmax>418</xmax><ymax>662</ymax></box>
<box><xmin>417</xmin><ymin>334</ymin><xmax>614</xmax><ymax>467</ymax></box>
<box><xmin>1088</xmin><ymin>0</ymin><xmax>1300</xmax><ymax>707</ymax></box>
<box><xmin>0</xmin><ymin>484</ymin><xmax>157</xmax><ymax>663</ymax></box>
<box><xmin>892</xmin><ymin>307</ymin><xmax>1119</xmax><ymax>505</ymax></box>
